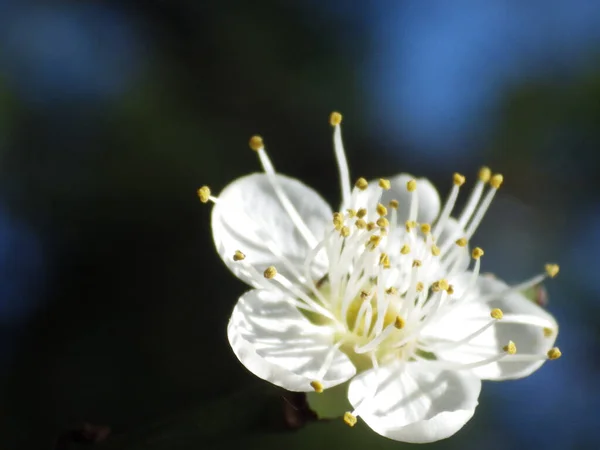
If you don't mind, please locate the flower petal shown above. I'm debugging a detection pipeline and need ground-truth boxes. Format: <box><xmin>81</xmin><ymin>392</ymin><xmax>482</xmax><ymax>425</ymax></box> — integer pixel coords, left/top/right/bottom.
<box><xmin>228</xmin><ymin>289</ymin><xmax>356</xmax><ymax>392</ymax></box>
<box><xmin>212</xmin><ymin>173</ymin><xmax>332</xmax><ymax>287</ymax></box>
<box><xmin>348</xmin><ymin>361</ymin><xmax>480</xmax><ymax>443</ymax></box>
<box><xmin>423</xmin><ymin>274</ymin><xmax>558</xmax><ymax>380</ymax></box>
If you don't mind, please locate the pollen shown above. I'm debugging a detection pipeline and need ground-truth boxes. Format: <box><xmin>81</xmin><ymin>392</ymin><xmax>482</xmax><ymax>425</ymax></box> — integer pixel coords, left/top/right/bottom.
<box><xmin>406</xmin><ymin>179</ymin><xmax>417</xmax><ymax>192</ymax></box>
<box><xmin>490</xmin><ymin>174</ymin><xmax>504</xmax><ymax>189</ymax></box>
<box><xmin>346</xmin><ymin>209</ymin><xmax>357</xmax><ymax>218</ymax></box>
<box><xmin>453</xmin><ymin>173</ymin><xmax>466</xmax><ymax>186</ymax></box>
<box><xmin>472</xmin><ymin>247</ymin><xmax>484</xmax><ymax>259</ymax></box>
<box><xmin>379</xmin><ymin>253</ymin><xmax>391</xmax><ymax>268</ymax></box>
<box><xmin>431</xmin><ymin>245</ymin><xmax>441</xmax><ymax>256</ymax></box>
<box><xmin>416</xmin><ymin>282</ymin><xmax>424</xmax><ymax>292</ymax></box>
<box><xmin>233</xmin><ymin>250</ymin><xmax>246</xmax><ymax>261</ymax></box>
<box><xmin>376</xmin><ymin>203</ymin><xmax>388</xmax><ymax>216</ymax></box>
<box><xmin>249</xmin><ymin>135</ymin><xmax>264</xmax><ymax>151</ymax></box>
<box><xmin>400</xmin><ymin>244</ymin><xmax>410</xmax><ymax>255</ymax></box>
<box><xmin>264</xmin><ymin>266</ymin><xmax>277</xmax><ymax>279</ymax></box>
<box><xmin>343</xmin><ymin>412</ymin><xmax>357</xmax><ymax>427</ymax></box>
<box><xmin>545</xmin><ymin>264</ymin><xmax>560</xmax><ymax>278</ymax></box>
<box><xmin>547</xmin><ymin>347</ymin><xmax>562</xmax><ymax>360</ymax></box>
<box><xmin>355</xmin><ymin>177</ymin><xmax>369</xmax><ymax>190</ymax></box>
<box><xmin>386</xmin><ymin>286</ymin><xmax>398</xmax><ymax>295</ymax></box>
<box><xmin>376</xmin><ymin>217</ymin><xmax>389</xmax><ymax>228</ymax></box>
<box><xmin>503</xmin><ymin>341</ymin><xmax>517</xmax><ymax>355</ymax></box>
<box><xmin>412</xmin><ymin>259</ymin><xmax>422</xmax><ymax>267</ymax></box>
<box><xmin>356</xmin><ymin>208</ymin><xmax>367</xmax><ymax>218</ymax></box>
<box><xmin>197</xmin><ymin>186</ymin><xmax>211</xmax><ymax>203</ymax></box>
<box><xmin>394</xmin><ymin>316</ymin><xmax>406</xmax><ymax>329</ymax></box>
<box><xmin>310</xmin><ymin>380</ymin><xmax>324</xmax><ymax>393</ymax></box>
<box><xmin>479</xmin><ymin>166</ymin><xmax>491</xmax><ymax>183</ymax></box>
<box><xmin>379</xmin><ymin>178</ymin><xmax>391</xmax><ymax>190</ymax></box>
<box><xmin>330</xmin><ymin>111</ymin><xmax>343</xmax><ymax>126</ymax></box>
<box><xmin>455</xmin><ymin>237</ymin><xmax>468</xmax><ymax>247</ymax></box>
<box><xmin>490</xmin><ymin>308</ymin><xmax>504</xmax><ymax>320</ymax></box>
<box><xmin>341</xmin><ymin>226</ymin><xmax>351</xmax><ymax>237</ymax></box>
<box><xmin>333</xmin><ymin>212</ymin><xmax>344</xmax><ymax>230</ymax></box>
<box><xmin>543</xmin><ymin>327</ymin><xmax>554</xmax><ymax>338</ymax></box>
<box><xmin>389</xmin><ymin>199</ymin><xmax>399</xmax><ymax>209</ymax></box>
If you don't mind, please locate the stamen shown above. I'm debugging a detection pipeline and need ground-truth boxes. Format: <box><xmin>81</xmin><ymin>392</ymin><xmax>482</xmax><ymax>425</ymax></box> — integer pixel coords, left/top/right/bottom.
<box><xmin>376</xmin><ymin>203</ymin><xmax>388</xmax><ymax>216</ymax></box>
<box><xmin>420</xmin><ymin>223</ymin><xmax>431</xmax><ymax>234</ymax></box>
<box><xmin>394</xmin><ymin>316</ymin><xmax>405</xmax><ymax>329</ymax></box>
<box><xmin>233</xmin><ymin>250</ymin><xmax>246</xmax><ymax>261</ymax></box>
<box><xmin>472</xmin><ymin>247</ymin><xmax>484</xmax><ymax>259</ymax></box>
<box><xmin>400</xmin><ymin>244</ymin><xmax>411</xmax><ymax>255</ymax></box>
<box><xmin>355</xmin><ymin>219</ymin><xmax>367</xmax><ymax>229</ymax></box>
<box><xmin>433</xmin><ymin>173</ymin><xmax>464</xmax><ymax>239</ymax></box>
<box><xmin>264</xmin><ymin>266</ymin><xmax>277</xmax><ymax>279</ymax></box>
<box><xmin>340</xmin><ymin>226</ymin><xmax>351</xmax><ymax>237</ymax></box>
<box><xmin>331</xmin><ymin>112</ymin><xmax>352</xmax><ymax>207</ymax></box>
<box><xmin>545</xmin><ymin>264</ymin><xmax>560</xmax><ymax>278</ymax></box>
<box><xmin>333</xmin><ymin>212</ymin><xmax>344</xmax><ymax>230</ymax></box>
<box><xmin>343</xmin><ymin>412</ymin><xmax>357</xmax><ymax>427</ymax></box>
<box><xmin>431</xmin><ymin>245</ymin><xmax>441</xmax><ymax>256</ymax></box>
<box><xmin>379</xmin><ymin>178</ymin><xmax>391</xmax><ymax>190</ymax></box>
<box><xmin>310</xmin><ymin>380</ymin><xmax>324</xmax><ymax>393</ymax></box>
<box><xmin>355</xmin><ymin>177</ymin><xmax>369</xmax><ymax>191</ymax></box>
<box><xmin>197</xmin><ymin>186</ymin><xmax>212</xmax><ymax>203</ymax></box>
<box><xmin>464</xmin><ymin>173</ymin><xmax>503</xmax><ymax>238</ymax></box>
<box><xmin>376</xmin><ymin>217</ymin><xmax>389</xmax><ymax>228</ymax></box>
<box><xmin>547</xmin><ymin>347</ymin><xmax>562</xmax><ymax>360</ymax></box>
<box><xmin>356</xmin><ymin>208</ymin><xmax>367</xmax><ymax>218</ymax></box>
<box><xmin>503</xmin><ymin>341</ymin><xmax>517</xmax><ymax>355</ymax></box>
<box><xmin>490</xmin><ymin>308</ymin><xmax>504</xmax><ymax>320</ymax></box>
<box><xmin>407</xmin><ymin>179</ymin><xmax>418</xmax><ymax>222</ymax></box>
<box><xmin>543</xmin><ymin>327</ymin><xmax>554</xmax><ymax>337</ymax></box>
<box><xmin>388</xmin><ymin>199</ymin><xmax>399</xmax><ymax>209</ymax></box>
<box><xmin>249</xmin><ymin>135</ymin><xmax>264</xmax><ymax>151</ymax></box>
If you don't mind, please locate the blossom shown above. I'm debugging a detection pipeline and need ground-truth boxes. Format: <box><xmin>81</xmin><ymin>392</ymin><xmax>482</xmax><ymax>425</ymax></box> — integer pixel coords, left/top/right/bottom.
<box><xmin>198</xmin><ymin>112</ymin><xmax>561</xmax><ymax>443</ymax></box>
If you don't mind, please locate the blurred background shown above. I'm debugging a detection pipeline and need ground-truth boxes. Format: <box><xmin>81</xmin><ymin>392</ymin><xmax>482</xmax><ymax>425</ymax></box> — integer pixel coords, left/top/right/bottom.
<box><xmin>1</xmin><ymin>1</ymin><xmax>599</xmax><ymax>449</ymax></box>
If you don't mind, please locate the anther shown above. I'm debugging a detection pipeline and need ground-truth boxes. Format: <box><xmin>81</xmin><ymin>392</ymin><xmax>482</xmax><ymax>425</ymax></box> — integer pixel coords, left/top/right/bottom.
<box><xmin>341</xmin><ymin>226</ymin><xmax>351</xmax><ymax>237</ymax></box>
<box><xmin>355</xmin><ymin>177</ymin><xmax>369</xmax><ymax>191</ymax></box>
<box><xmin>431</xmin><ymin>281</ymin><xmax>441</xmax><ymax>292</ymax></box>
<box><xmin>547</xmin><ymin>347</ymin><xmax>562</xmax><ymax>360</ymax></box>
<box><xmin>343</xmin><ymin>412</ymin><xmax>357</xmax><ymax>427</ymax></box>
<box><xmin>438</xmin><ymin>279</ymin><xmax>449</xmax><ymax>291</ymax></box>
<box><xmin>416</xmin><ymin>282</ymin><xmax>424</xmax><ymax>292</ymax></box>
<box><xmin>310</xmin><ymin>380</ymin><xmax>324</xmax><ymax>393</ymax></box>
<box><xmin>333</xmin><ymin>212</ymin><xmax>344</xmax><ymax>230</ymax></box>
<box><xmin>360</xmin><ymin>290</ymin><xmax>371</xmax><ymax>299</ymax></box>
<box><xmin>479</xmin><ymin>166</ymin><xmax>491</xmax><ymax>183</ymax></box>
<box><xmin>503</xmin><ymin>341</ymin><xmax>517</xmax><ymax>355</ymax></box>
<box><xmin>400</xmin><ymin>244</ymin><xmax>410</xmax><ymax>255</ymax></box>
<box><xmin>388</xmin><ymin>199</ymin><xmax>399</xmax><ymax>209</ymax></box>
<box><xmin>431</xmin><ymin>245</ymin><xmax>441</xmax><ymax>256</ymax></box>
<box><xmin>330</xmin><ymin>111</ymin><xmax>343</xmax><ymax>126</ymax></box>
<box><xmin>366</xmin><ymin>235</ymin><xmax>381</xmax><ymax>250</ymax></box>
<box><xmin>233</xmin><ymin>250</ymin><xmax>246</xmax><ymax>261</ymax></box>
<box><xmin>379</xmin><ymin>253</ymin><xmax>391</xmax><ymax>269</ymax></box>
<box><xmin>366</xmin><ymin>222</ymin><xmax>377</xmax><ymax>232</ymax></box>
<box><xmin>407</xmin><ymin>179</ymin><xmax>417</xmax><ymax>192</ymax></box>
<box><xmin>376</xmin><ymin>203</ymin><xmax>388</xmax><ymax>216</ymax></box>
<box><xmin>490</xmin><ymin>174</ymin><xmax>503</xmax><ymax>189</ymax></box>
<box><xmin>543</xmin><ymin>327</ymin><xmax>554</xmax><ymax>338</ymax></box>
<box><xmin>249</xmin><ymin>135</ymin><xmax>264</xmax><ymax>151</ymax></box>
<box><xmin>453</xmin><ymin>173</ymin><xmax>466</xmax><ymax>186</ymax></box>
<box><xmin>420</xmin><ymin>223</ymin><xmax>431</xmax><ymax>234</ymax></box>
<box><xmin>472</xmin><ymin>247</ymin><xmax>484</xmax><ymax>259</ymax></box>
<box><xmin>347</xmin><ymin>209</ymin><xmax>357</xmax><ymax>218</ymax></box>
<box><xmin>447</xmin><ymin>285</ymin><xmax>454</xmax><ymax>295</ymax></box>
<box><xmin>376</xmin><ymin>217</ymin><xmax>389</xmax><ymax>228</ymax></box>
<box><xmin>455</xmin><ymin>237</ymin><xmax>468</xmax><ymax>247</ymax></box>
<box><xmin>197</xmin><ymin>186</ymin><xmax>211</xmax><ymax>203</ymax></box>
<box><xmin>379</xmin><ymin>178</ymin><xmax>391</xmax><ymax>190</ymax></box>
<box><xmin>386</xmin><ymin>287</ymin><xmax>398</xmax><ymax>295</ymax></box>
<box><xmin>412</xmin><ymin>259</ymin><xmax>422</xmax><ymax>267</ymax></box>
<box><xmin>264</xmin><ymin>266</ymin><xmax>277</xmax><ymax>279</ymax></box>
<box><xmin>394</xmin><ymin>316</ymin><xmax>405</xmax><ymax>329</ymax></box>
<box><xmin>356</xmin><ymin>208</ymin><xmax>367</xmax><ymax>218</ymax></box>
<box><xmin>355</xmin><ymin>219</ymin><xmax>367</xmax><ymax>229</ymax></box>
<box><xmin>545</xmin><ymin>264</ymin><xmax>560</xmax><ymax>278</ymax></box>
<box><xmin>405</xmin><ymin>220</ymin><xmax>416</xmax><ymax>232</ymax></box>
<box><xmin>490</xmin><ymin>308</ymin><xmax>504</xmax><ymax>320</ymax></box>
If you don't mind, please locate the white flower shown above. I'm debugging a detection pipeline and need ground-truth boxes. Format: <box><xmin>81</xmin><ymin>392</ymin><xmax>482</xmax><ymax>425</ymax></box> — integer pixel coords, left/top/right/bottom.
<box><xmin>199</xmin><ymin>112</ymin><xmax>561</xmax><ymax>443</ymax></box>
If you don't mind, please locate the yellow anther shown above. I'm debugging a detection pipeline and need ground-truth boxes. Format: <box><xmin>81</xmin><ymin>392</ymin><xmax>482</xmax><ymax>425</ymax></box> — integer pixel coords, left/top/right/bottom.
<box><xmin>431</xmin><ymin>245</ymin><xmax>441</xmax><ymax>256</ymax></box>
<box><xmin>490</xmin><ymin>308</ymin><xmax>504</xmax><ymax>320</ymax></box>
<box><xmin>416</xmin><ymin>282</ymin><xmax>424</xmax><ymax>292</ymax></box>
<box><xmin>386</xmin><ymin>287</ymin><xmax>398</xmax><ymax>295</ymax></box>
<box><xmin>333</xmin><ymin>212</ymin><xmax>344</xmax><ymax>230</ymax></box>
<box><xmin>376</xmin><ymin>203</ymin><xmax>388</xmax><ymax>216</ymax></box>
<box><xmin>400</xmin><ymin>244</ymin><xmax>411</xmax><ymax>255</ymax></box>
<box><xmin>545</xmin><ymin>264</ymin><xmax>560</xmax><ymax>278</ymax></box>
<box><xmin>394</xmin><ymin>316</ymin><xmax>405</xmax><ymax>329</ymax></box>
<box><xmin>388</xmin><ymin>199</ymin><xmax>399</xmax><ymax>209</ymax></box>
<box><xmin>310</xmin><ymin>380</ymin><xmax>324</xmax><ymax>393</ymax></box>
<box><xmin>472</xmin><ymin>247</ymin><xmax>484</xmax><ymax>259</ymax></box>
<box><xmin>366</xmin><ymin>235</ymin><xmax>381</xmax><ymax>250</ymax></box>
<box><xmin>360</xmin><ymin>290</ymin><xmax>371</xmax><ymax>299</ymax></box>
<box><xmin>503</xmin><ymin>341</ymin><xmax>517</xmax><ymax>355</ymax></box>
<box><xmin>355</xmin><ymin>177</ymin><xmax>369</xmax><ymax>190</ymax></box>
<box><xmin>356</xmin><ymin>208</ymin><xmax>367</xmax><ymax>218</ymax></box>
<box><xmin>412</xmin><ymin>259</ymin><xmax>422</xmax><ymax>267</ymax></box>
<box><xmin>379</xmin><ymin>253</ymin><xmax>391</xmax><ymax>269</ymax></box>
<box><xmin>197</xmin><ymin>186</ymin><xmax>211</xmax><ymax>203</ymax></box>
<box><xmin>420</xmin><ymin>223</ymin><xmax>431</xmax><ymax>234</ymax></box>
<box><xmin>249</xmin><ymin>135</ymin><xmax>264</xmax><ymax>151</ymax></box>
<box><xmin>406</xmin><ymin>179</ymin><xmax>417</xmax><ymax>192</ymax></box>
<box><xmin>343</xmin><ymin>412</ymin><xmax>357</xmax><ymax>427</ymax></box>
<box><xmin>329</xmin><ymin>111</ymin><xmax>343</xmax><ymax>126</ymax></box>
<box><xmin>547</xmin><ymin>347</ymin><xmax>562</xmax><ymax>360</ymax></box>
<box><xmin>543</xmin><ymin>327</ymin><xmax>554</xmax><ymax>338</ymax></box>
<box><xmin>355</xmin><ymin>219</ymin><xmax>367</xmax><ymax>229</ymax></box>
<box><xmin>455</xmin><ymin>237</ymin><xmax>468</xmax><ymax>247</ymax></box>
<box><xmin>490</xmin><ymin>174</ymin><xmax>503</xmax><ymax>189</ymax></box>
<box><xmin>405</xmin><ymin>220</ymin><xmax>416</xmax><ymax>232</ymax></box>
<box><xmin>233</xmin><ymin>250</ymin><xmax>246</xmax><ymax>261</ymax></box>
<box><xmin>340</xmin><ymin>226</ymin><xmax>351</xmax><ymax>237</ymax></box>
<box><xmin>453</xmin><ymin>173</ymin><xmax>466</xmax><ymax>186</ymax></box>
<box><xmin>438</xmin><ymin>279</ymin><xmax>449</xmax><ymax>291</ymax></box>
<box><xmin>380</xmin><ymin>228</ymin><xmax>388</xmax><ymax>236</ymax></box>
<box><xmin>264</xmin><ymin>266</ymin><xmax>277</xmax><ymax>279</ymax></box>
<box><xmin>447</xmin><ymin>285</ymin><xmax>455</xmax><ymax>295</ymax></box>
<box><xmin>431</xmin><ymin>281</ymin><xmax>441</xmax><ymax>292</ymax></box>
<box><xmin>379</xmin><ymin>178</ymin><xmax>391</xmax><ymax>190</ymax></box>
<box><xmin>376</xmin><ymin>217</ymin><xmax>389</xmax><ymax>228</ymax></box>
<box><xmin>367</xmin><ymin>222</ymin><xmax>377</xmax><ymax>232</ymax></box>
<box><xmin>347</xmin><ymin>209</ymin><xmax>357</xmax><ymax>218</ymax></box>
<box><xmin>478</xmin><ymin>166</ymin><xmax>491</xmax><ymax>183</ymax></box>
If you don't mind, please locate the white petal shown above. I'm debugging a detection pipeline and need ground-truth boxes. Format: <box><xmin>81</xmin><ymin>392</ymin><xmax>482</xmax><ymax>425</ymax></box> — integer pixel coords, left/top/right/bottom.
<box><xmin>423</xmin><ymin>274</ymin><xmax>558</xmax><ymax>380</ymax></box>
<box><xmin>212</xmin><ymin>173</ymin><xmax>332</xmax><ymax>286</ymax></box>
<box><xmin>348</xmin><ymin>361</ymin><xmax>480</xmax><ymax>443</ymax></box>
<box><xmin>228</xmin><ymin>289</ymin><xmax>356</xmax><ymax>392</ymax></box>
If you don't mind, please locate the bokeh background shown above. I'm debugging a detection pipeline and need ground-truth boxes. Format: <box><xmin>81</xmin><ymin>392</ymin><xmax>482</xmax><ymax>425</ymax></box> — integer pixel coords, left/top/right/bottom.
<box><xmin>1</xmin><ymin>1</ymin><xmax>599</xmax><ymax>449</ymax></box>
